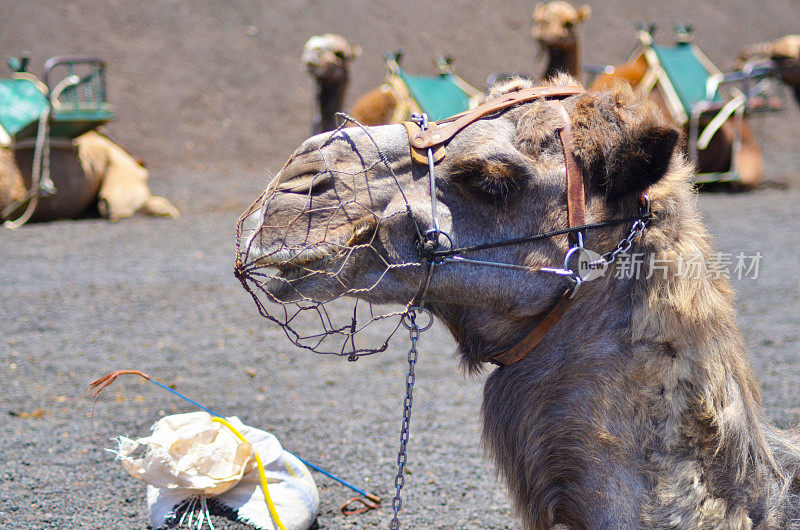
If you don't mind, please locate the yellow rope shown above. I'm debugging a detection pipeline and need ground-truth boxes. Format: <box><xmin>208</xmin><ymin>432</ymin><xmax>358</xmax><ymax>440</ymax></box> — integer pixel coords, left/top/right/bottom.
<box><xmin>211</xmin><ymin>417</ymin><xmax>287</xmax><ymax>530</ymax></box>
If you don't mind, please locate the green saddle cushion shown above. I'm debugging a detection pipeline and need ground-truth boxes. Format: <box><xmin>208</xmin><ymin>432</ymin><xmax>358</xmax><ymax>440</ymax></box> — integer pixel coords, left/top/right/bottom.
<box><xmin>0</xmin><ymin>77</ymin><xmax>114</xmax><ymax>140</ymax></box>
<box><xmin>396</xmin><ymin>67</ymin><xmax>473</xmax><ymax>120</ymax></box>
<box><xmin>652</xmin><ymin>43</ymin><xmax>722</xmax><ymax>115</ymax></box>
<box><xmin>0</xmin><ymin>78</ymin><xmax>49</xmax><ymax>139</ymax></box>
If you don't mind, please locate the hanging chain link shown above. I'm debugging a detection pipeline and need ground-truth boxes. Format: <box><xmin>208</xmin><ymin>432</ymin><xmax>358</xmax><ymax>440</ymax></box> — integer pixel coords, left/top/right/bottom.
<box><xmin>389</xmin><ymin>308</ymin><xmax>427</xmax><ymax>530</ymax></box>
<box><xmin>597</xmin><ymin>218</ymin><xmax>648</xmax><ymax>266</ymax></box>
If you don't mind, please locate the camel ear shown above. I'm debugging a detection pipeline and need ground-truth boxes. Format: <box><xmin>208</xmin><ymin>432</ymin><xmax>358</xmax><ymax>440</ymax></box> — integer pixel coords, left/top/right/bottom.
<box><xmin>577</xmin><ymin>5</ymin><xmax>591</xmax><ymax>23</ymax></box>
<box><xmin>349</xmin><ymin>44</ymin><xmax>363</xmax><ymax>60</ymax></box>
<box><xmin>599</xmin><ymin>125</ymin><xmax>679</xmax><ymax>199</ymax></box>
<box><xmin>533</xmin><ymin>2</ymin><xmax>544</xmax><ymax>18</ymax></box>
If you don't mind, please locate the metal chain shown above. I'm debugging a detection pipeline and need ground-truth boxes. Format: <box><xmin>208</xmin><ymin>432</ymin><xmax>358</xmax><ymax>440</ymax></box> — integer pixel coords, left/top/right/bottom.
<box><xmin>594</xmin><ymin>218</ymin><xmax>648</xmax><ymax>267</ymax></box>
<box><xmin>389</xmin><ymin>309</ymin><xmax>424</xmax><ymax>529</ymax></box>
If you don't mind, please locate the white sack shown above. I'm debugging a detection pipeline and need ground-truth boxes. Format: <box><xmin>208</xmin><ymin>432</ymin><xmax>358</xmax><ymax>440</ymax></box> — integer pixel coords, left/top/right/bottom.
<box><xmin>114</xmin><ymin>411</ymin><xmax>319</xmax><ymax>530</ymax></box>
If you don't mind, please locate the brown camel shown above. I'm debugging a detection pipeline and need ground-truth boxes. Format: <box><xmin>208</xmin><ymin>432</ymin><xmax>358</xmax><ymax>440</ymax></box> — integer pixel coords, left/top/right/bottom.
<box><xmin>301</xmin><ymin>34</ymin><xmax>362</xmax><ymax>135</ymax></box>
<box><xmin>236</xmin><ymin>76</ymin><xmax>800</xmax><ymax>528</ymax></box>
<box><xmin>531</xmin><ymin>1</ymin><xmax>591</xmax><ymax>80</ymax></box>
<box><xmin>590</xmin><ymin>30</ymin><xmax>764</xmax><ymax>188</ymax></box>
<box><xmin>1</xmin><ymin>131</ymin><xmax>178</xmax><ymax>226</ymax></box>
<box><xmin>739</xmin><ymin>35</ymin><xmax>800</xmax><ymax>106</ymax></box>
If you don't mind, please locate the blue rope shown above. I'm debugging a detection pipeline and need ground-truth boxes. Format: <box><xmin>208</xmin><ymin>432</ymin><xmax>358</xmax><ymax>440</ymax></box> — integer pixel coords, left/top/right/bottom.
<box><xmin>147</xmin><ymin>378</ymin><xmax>371</xmax><ymax>498</ymax></box>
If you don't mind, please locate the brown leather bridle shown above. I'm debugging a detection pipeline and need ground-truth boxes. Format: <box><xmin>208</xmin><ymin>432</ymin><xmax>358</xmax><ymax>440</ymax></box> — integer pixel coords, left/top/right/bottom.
<box><xmin>401</xmin><ymin>84</ymin><xmax>649</xmax><ymax>366</ymax></box>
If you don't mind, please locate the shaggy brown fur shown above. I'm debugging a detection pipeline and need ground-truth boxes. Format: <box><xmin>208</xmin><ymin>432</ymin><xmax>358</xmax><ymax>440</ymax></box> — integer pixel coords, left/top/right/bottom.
<box><xmin>237</xmin><ymin>75</ymin><xmax>800</xmax><ymax>528</ymax></box>
<box><xmin>482</xmin><ymin>78</ymin><xmax>799</xmax><ymax>528</ymax></box>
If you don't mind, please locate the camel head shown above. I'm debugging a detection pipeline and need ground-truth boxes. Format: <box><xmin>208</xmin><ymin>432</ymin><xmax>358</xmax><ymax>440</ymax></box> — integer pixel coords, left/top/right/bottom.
<box><xmin>738</xmin><ymin>35</ymin><xmax>800</xmax><ymax>105</ymax></box>
<box><xmin>301</xmin><ymin>34</ymin><xmax>362</xmax><ymax>84</ymax></box>
<box><xmin>235</xmin><ymin>77</ymin><xmax>680</xmax><ymax>366</ymax></box>
<box><xmin>532</xmin><ymin>1</ymin><xmax>591</xmax><ymax>51</ymax></box>
<box><xmin>738</xmin><ymin>34</ymin><xmax>800</xmax><ymax>65</ymax></box>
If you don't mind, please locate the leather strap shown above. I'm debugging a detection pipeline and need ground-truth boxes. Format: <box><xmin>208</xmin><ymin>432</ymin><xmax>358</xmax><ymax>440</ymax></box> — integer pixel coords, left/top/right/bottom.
<box><xmin>402</xmin><ymin>121</ymin><xmax>446</xmax><ymax>165</ymax></box>
<box><xmin>489</xmin><ymin>100</ymin><xmax>586</xmax><ymax>366</ymax></box>
<box><xmin>554</xmin><ymin>102</ymin><xmax>586</xmax><ymax>243</ymax></box>
<box><xmin>398</xmin><ymin>82</ymin><xmax>588</xmax><ymax>367</ymax></box>
<box><xmin>489</xmin><ymin>288</ymin><xmax>573</xmax><ymax>366</ymax></box>
<box><xmin>410</xmin><ymin>85</ymin><xmax>583</xmax><ymax>150</ymax></box>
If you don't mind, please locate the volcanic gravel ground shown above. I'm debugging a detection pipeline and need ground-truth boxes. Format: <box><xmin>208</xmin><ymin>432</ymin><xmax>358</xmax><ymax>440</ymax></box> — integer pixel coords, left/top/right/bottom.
<box><xmin>1</xmin><ymin>0</ymin><xmax>800</xmax><ymax>528</ymax></box>
<box><xmin>1</xmin><ymin>176</ymin><xmax>799</xmax><ymax>529</ymax></box>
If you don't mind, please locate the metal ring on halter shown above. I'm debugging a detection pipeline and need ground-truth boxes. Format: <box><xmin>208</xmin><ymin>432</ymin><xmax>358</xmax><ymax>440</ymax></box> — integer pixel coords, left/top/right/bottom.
<box><xmin>425</xmin><ymin>228</ymin><xmax>453</xmax><ymax>246</ymax></box>
<box><xmin>424</xmin><ymin>229</ymin><xmax>453</xmax><ymax>264</ymax></box>
<box><xmin>401</xmin><ymin>307</ymin><xmax>434</xmax><ymax>332</ymax></box>
<box><xmin>563</xmin><ymin>245</ymin><xmax>584</xmax><ymax>273</ymax></box>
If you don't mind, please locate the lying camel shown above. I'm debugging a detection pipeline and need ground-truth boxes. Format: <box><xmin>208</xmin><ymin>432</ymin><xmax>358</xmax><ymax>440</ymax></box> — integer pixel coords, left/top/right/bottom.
<box><xmin>739</xmin><ymin>34</ymin><xmax>800</xmax><ymax>106</ymax></box>
<box><xmin>301</xmin><ymin>34</ymin><xmax>362</xmax><ymax>135</ymax></box>
<box><xmin>0</xmin><ymin>131</ymin><xmax>178</xmax><ymax>226</ymax></box>
<box><xmin>77</xmin><ymin>132</ymin><xmax>178</xmax><ymax>222</ymax></box>
<box><xmin>236</xmin><ymin>76</ymin><xmax>800</xmax><ymax>528</ymax></box>
<box><xmin>589</xmin><ymin>29</ymin><xmax>764</xmax><ymax>188</ymax></box>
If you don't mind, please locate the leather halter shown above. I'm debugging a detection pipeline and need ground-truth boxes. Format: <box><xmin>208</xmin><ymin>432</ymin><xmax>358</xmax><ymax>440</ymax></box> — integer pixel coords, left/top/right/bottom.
<box><xmin>402</xmin><ymin>85</ymin><xmax>588</xmax><ymax>366</ymax></box>
<box><xmin>489</xmin><ymin>101</ymin><xmax>585</xmax><ymax>366</ymax></box>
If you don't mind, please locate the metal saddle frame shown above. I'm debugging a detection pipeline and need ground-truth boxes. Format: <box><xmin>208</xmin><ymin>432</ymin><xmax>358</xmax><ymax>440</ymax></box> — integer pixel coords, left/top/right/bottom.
<box><xmin>382</xmin><ymin>52</ymin><xmax>483</xmax><ymax>123</ymax></box>
<box><xmin>585</xmin><ymin>26</ymin><xmax>785</xmax><ymax>184</ymax></box>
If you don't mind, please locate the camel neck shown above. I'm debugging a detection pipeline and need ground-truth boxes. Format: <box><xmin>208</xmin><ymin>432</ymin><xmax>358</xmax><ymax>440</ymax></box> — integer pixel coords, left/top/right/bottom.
<box><xmin>478</xmin><ymin>189</ymin><xmax>786</xmax><ymax>526</ymax></box>
<box><xmin>545</xmin><ymin>42</ymin><xmax>581</xmax><ymax>80</ymax></box>
<box><xmin>315</xmin><ymin>73</ymin><xmax>348</xmax><ymax>135</ymax></box>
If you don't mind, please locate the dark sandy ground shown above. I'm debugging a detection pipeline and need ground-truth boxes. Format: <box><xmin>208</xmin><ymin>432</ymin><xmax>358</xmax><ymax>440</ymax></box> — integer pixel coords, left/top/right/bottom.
<box><xmin>1</xmin><ymin>1</ymin><xmax>800</xmax><ymax>529</ymax></box>
<box><xmin>2</xmin><ymin>178</ymin><xmax>800</xmax><ymax>530</ymax></box>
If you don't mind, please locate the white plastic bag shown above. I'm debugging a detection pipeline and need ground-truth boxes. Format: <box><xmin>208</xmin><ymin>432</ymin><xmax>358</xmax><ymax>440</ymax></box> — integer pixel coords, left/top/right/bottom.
<box><xmin>114</xmin><ymin>411</ymin><xmax>319</xmax><ymax>530</ymax></box>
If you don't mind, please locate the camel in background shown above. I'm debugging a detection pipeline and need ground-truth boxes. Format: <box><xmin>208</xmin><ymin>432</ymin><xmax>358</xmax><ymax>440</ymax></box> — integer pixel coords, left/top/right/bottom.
<box><xmin>531</xmin><ymin>1</ymin><xmax>591</xmax><ymax>80</ymax></box>
<box><xmin>349</xmin><ymin>1</ymin><xmax>591</xmax><ymax>126</ymax></box>
<box><xmin>301</xmin><ymin>34</ymin><xmax>362</xmax><ymax>135</ymax></box>
<box><xmin>739</xmin><ymin>34</ymin><xmax>800</xmax><ymax>106</ymax></box>
<box><xmin>1</xmin><ymin>131</ymin><xmax>178</xmax><ymax>226</ymax></box>
<box><xmin>236</xmin><ymin>76</ymin><xmax>800</xmax><ymax>527</ymax></box>
<box><xmin>589</xmin><ymin>28</ymin><xmax>765</xmax><ymax>187</ymax></box>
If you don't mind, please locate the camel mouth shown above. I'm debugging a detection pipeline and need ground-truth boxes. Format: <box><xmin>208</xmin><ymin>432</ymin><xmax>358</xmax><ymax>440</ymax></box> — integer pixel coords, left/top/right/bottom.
<box><xmin>238</xmin><ymin>221</ymin><xmax>377</xmax><ymax>303</ymax></box>
<box><xmin>254</xmin><ymin>243</ymin><xmax>342</xmax><ymax>270</ymax></box>
<box><xmin>242</xmin><ymin>221</ymin><xmax>378</xmax><ymax>276</ymax></box>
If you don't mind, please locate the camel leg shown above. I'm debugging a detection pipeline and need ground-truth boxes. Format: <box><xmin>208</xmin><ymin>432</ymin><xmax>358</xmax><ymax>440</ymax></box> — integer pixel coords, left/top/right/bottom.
<box><xmin>733</xmin><ymin>122</ymin><xmax>764</xmax><ymax>189</ymax></box>
<box><xmin>140</xmin><ymin>195</ymin><xmax>179</xmax><ymax>218</ymax></box>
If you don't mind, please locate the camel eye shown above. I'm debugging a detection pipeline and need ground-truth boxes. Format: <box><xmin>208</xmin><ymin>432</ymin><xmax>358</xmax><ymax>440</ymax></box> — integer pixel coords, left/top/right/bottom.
<box><xmin>451</xmin><ymin>154</ymin><xmax>530</xmax><ymax>203</ymax></box>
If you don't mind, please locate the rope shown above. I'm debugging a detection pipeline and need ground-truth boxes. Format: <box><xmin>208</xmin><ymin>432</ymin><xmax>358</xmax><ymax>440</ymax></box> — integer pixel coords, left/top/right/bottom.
<box><xmin>3</xmin><ymin>105</ymin><xmax>51</xmax><ymax>229</ymax></box>
<box><xmin>210</xmin><ymin>417</ymin><xmax>287</xmax><ymax>530</ymax></box>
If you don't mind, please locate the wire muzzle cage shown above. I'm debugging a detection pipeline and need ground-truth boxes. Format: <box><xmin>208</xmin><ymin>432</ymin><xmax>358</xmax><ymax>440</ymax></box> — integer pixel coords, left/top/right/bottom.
<box><xmin>234</xmin><ymin>120</ymin><xmax>429</xmax><ymax>360</ymax></box>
